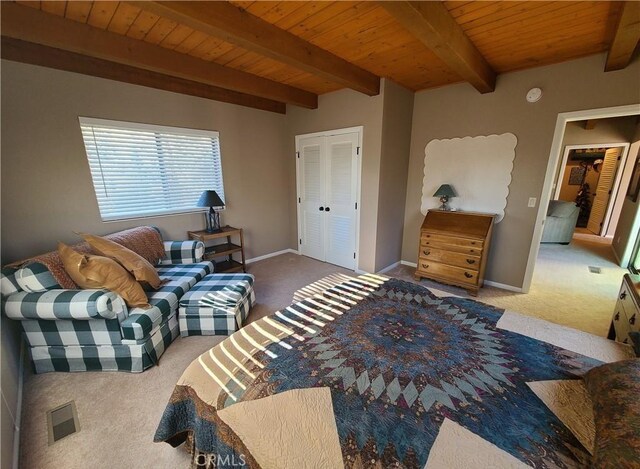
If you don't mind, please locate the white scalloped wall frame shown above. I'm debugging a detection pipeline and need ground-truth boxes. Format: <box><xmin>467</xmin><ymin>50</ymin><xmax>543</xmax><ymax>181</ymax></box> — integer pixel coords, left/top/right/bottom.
<box><xmin>421</xmin><ymin>133</ymin><xmax>517</xmax><ymax>223</ymax></box>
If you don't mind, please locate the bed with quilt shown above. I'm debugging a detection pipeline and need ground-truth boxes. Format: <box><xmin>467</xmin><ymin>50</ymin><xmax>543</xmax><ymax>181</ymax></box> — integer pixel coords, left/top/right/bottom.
<box><xmin>155</xmin><ymin>274</ymin><xmax>639</xmax><ymax>468</ymax></box>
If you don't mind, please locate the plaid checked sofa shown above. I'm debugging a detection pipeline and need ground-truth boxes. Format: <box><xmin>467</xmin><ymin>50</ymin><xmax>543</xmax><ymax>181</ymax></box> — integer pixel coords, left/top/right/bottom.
<box><xmin>1</xmin><ymin>231</ymin><xmax>214</xmax><ymax>374</ymax></box>
<box><xmin>178</xmin><ymin>273</ymin><xmax>255</xmax><ymax>337</ymax></box>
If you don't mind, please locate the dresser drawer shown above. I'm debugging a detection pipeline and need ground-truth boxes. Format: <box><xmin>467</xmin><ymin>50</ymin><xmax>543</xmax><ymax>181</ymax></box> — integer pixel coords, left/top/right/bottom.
<box><xmin>419</xmin><ymin>247</ymin><xmax>481</xmax><ymax>271</ymax></box>
<box><xmin>417</xmin><ymin>260</ymin><xmax>479</xmax><ymax>286</ymax></box>
<box><xmin>618</xmin><ymin>284</ymin><xmax>640</xmax><ymax>331</ymax></box>
<box><xmin>612</xmin><ymin>304</ymin><xmax>632</xmax><ymax>344</ymax></box>
<box><xmin>420</xmin><ymin>239</ymin><xmax>483</xmax><ymax>256</ymax></box>
<box><xmin>421</xmin><ymin>233</ymin><xmax>483</xmax><ymax>250</ymax></box>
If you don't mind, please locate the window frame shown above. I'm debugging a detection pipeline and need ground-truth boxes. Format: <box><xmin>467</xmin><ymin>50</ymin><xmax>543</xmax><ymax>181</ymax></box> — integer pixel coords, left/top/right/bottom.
<box><xmin>78</xmin><ymin>117</ymin><xmax>224</xmax><ymax>222</ymax></box>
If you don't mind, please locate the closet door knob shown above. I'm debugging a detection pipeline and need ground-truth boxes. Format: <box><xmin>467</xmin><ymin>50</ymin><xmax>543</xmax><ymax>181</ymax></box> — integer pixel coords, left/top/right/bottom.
<box><xmin>319</xmin><ymin>206</ymin><xmax>324</xmax><ymax>211</ymax></box>
<box><xmin>325</xmin><ymin>207</ymin><xmax>331</xmax><ymax>212</ymax></box>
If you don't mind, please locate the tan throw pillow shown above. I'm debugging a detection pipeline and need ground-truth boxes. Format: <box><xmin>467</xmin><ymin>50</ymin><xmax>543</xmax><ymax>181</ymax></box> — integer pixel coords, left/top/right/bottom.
<box><xmin>58</xmin><ymin>242</ymin><xmax>150</xmax><ymax>308</ymax></box>
<box><xmin>77</xmin><ymin>233</ymin><xmax>163</xmax><ymax>290</ymax></box>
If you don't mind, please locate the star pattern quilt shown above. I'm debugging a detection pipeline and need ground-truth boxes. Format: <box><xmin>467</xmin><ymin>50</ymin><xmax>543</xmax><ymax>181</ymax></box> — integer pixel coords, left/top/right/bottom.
<box><xmin>155</xmin><ymin>274</ymin><xmax>633</xmax><ymax>468</ymax></box>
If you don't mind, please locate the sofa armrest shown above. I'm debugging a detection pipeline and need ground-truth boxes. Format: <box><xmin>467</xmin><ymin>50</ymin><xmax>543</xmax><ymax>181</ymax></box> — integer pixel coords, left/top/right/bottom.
<box><xmin>159</xmin><ymin>241</ymin><xmax>205</xmax><ymax>265</ymax></box>
<box><xmin>3</xmin><ymin>289</ymin><xmax>127</xmax><ymax>321</ymax></box>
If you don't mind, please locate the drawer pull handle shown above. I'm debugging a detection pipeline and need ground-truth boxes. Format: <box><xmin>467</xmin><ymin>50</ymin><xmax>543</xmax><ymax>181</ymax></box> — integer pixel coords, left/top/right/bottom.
<box><xmin>615</xmin><ymin>312</ymin><xmax>620</xmax><ymax>321</ymax></box>
<box><xmin>469</xmin><ymin>250</ymin><xmax>476</xmax><ymax>254</ymax></box>
<box><xmin>423</xmin><ymin>250</ymin><xmax>430</xmax><ymax>256</ymax></box>
<box><xmin>466</xmin><ymin>259</ymin><xmax>476</xmax><ymax>265</ymax></box>
<box><xmin>620</xmin><ymin>291</ymin><xmax>627</xmax><ymax>300</ymax></box>
<box><xmin>464</xmin><ymin>272</ymin><xmax>473</xmax><ymax>278</ymax></box>
<box><xmin>623</xmin><ymin>338</ymin><xmax>629</xmax><ymax>344</ymax></box>
<box><xmin>630</xmin><ymin>314</ymin><xmax>636</xmax><ymax>326</ymax></box>
<box><xmin>470</xmin><ymin>241</ymin><xmax>476</xmax><ymax>245</ymax></box>
<box><xmin>422</xmin><ymin>264</ymin><xmax>429</xmax><ymax>269</ymax></box>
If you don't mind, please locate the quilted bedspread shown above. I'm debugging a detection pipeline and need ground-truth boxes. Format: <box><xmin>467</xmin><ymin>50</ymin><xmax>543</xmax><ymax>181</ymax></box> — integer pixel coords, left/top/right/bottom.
<box><xmin>155</xmin><ymin>274</ymin><xmax>634</xmax><ymax>468</ymax></box>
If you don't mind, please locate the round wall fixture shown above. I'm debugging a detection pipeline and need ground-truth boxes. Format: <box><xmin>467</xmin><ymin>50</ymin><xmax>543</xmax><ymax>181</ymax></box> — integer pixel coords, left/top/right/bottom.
<box><xmin>526</xmin><ymin>87</ymin><xmax>543</xmax><ymax>103</ymax></box>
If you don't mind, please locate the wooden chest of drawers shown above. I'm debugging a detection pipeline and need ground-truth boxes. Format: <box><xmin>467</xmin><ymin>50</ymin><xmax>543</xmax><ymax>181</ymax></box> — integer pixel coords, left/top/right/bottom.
<box><xmin>608</xmin><ymin>273</ymin><xmax>640</xmax><ymax>345</ymax></box>
<box><xmin>414</xmin><ymin>210</ymin><xmax>495</xmax><ymax>295</ymax></box>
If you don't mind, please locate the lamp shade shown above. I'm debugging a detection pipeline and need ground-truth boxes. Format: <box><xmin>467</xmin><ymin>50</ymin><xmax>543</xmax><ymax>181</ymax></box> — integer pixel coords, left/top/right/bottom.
<box><xmin>196</xmin><ymin>190</ymin><xmax>225</xmax><ymax>208</ymax></box>
<box><xmin>433</xmin><ymin>184</ymin><xmax>456</xmax><ymax>198</ymax></box>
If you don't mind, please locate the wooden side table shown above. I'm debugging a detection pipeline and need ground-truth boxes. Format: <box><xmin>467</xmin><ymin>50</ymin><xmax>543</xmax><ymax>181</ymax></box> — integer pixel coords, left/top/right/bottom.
<box><xmin>188</xmin><ymin>226</ymin><xmax>246</xmax><ymax>273</ymax></box>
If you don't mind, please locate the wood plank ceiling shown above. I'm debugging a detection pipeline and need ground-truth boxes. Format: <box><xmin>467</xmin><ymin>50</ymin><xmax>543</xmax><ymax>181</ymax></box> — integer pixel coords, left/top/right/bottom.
<box><xmin>2</xmin><ymin>1</ymin><xmax>637</xmax><ymax>113</ymax></box>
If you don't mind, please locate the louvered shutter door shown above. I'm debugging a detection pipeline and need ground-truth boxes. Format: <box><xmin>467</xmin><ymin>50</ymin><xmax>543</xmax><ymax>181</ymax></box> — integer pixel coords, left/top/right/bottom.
<box><xmin>79</xmin><ymin>117</ymin><xmax>224</xmax><ymax>221</ymax></box>
<box><xmin>587</xmin><ymin>147</ymin><xmax>621</xmax><ymax>235</ymax></box>
<box><xmin>298</xmin><ymin>136</ymin><xmax>325</xmax><ymax>261</ymax></box>
<box><xmin>324</xmin><ymin>133</ymin><xmax>358</xmax><ymax>269</ymax></box>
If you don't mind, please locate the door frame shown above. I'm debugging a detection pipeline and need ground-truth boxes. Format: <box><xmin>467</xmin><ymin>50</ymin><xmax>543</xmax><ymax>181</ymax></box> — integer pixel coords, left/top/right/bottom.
<box><xmin>553</xmin><ymin>142</ymin><xmax>631</xmax><ymax>236</ymax></box>
<box><xmin>295</xmin><ymin>126</ymin><xmax>363</xmax><ymax>271</ymax></box>
<box><xmin>522</xmin><ymin>103</ymin><xmax>640</xmax><ymax>293</ymax></box>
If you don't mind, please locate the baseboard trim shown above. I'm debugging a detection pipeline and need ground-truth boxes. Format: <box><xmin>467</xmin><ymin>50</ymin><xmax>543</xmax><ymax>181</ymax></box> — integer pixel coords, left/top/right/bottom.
<box><xmin>246</xmin><ymin>249</ymin><xmax>298</xmax><ymax>264</ymax></box>
<box><xmin>611</xmin><ymin>245</ymin><xmax>623</xmax><ymax>266</ymax></box>
<box><xmin>484</xmin><ymin>280</ymin><xmax>523</xmax><ymax>293</ymax></box>
<box><xmin>377</xmin><ymin>261</ymin><xmax>400</xmax><ymax>274</ymax></box>
<box><xmin>400</xmin><ymin>260</ymin><xmax>417</xmax><ymax>268</ymax></box>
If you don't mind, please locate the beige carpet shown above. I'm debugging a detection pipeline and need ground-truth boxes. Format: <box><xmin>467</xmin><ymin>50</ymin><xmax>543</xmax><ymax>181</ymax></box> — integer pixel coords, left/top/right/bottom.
<box><xmin>17</xmin><ymin>240</ymin><xmax>624</xmax><ymax>468</ymax></box>
<box><xmin>386</xmin><ymin>237</ymin><xmax>626</xmax><ymax>337</ymax></box>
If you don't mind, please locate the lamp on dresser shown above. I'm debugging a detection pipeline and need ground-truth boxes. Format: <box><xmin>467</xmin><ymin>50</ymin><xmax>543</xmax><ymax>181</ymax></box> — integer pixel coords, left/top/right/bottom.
<box><xmin>433</xmin><ymin>184</ymin><xmax>457</xmax><ymax>211</ymax></box>
<box><xmin>197</xmin><ymin>190</ymin><xmax>225</xmax><ymax>233</ymax></box>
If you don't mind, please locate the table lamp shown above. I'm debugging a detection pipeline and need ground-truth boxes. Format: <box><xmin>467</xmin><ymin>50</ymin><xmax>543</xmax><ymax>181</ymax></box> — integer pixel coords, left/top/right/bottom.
<box><xmin>433</xmin><ymin>184</ymin><xmax>456</xmax><ymax>211</ymax></box>
<box><xmin>197</xmin><ymin>190</ymin><xmax>225</xmax><ymax>233</ymax></box>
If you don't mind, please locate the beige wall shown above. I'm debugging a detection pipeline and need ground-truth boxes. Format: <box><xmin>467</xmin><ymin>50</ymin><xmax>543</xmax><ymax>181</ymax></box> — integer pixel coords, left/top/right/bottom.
<box><xmin>1</xmin><ymin>314</ymin><xmax>21</xmax><ymax>469</ymax></box>
<box><xmin>286</xmin><ymin>85</ymin><xmax>385</xmax><ymax>273</ymax></box>
<box><xmin>613</xmin><ymin>123</ymin><xmax>640</xmax><ymax>265</ymax></box>
<box><xmin>376</xmin><ymin>80</ymin><xmax>414</xmax><ymax>271</ymax></box>
<box><xmin>285</xmin><ymin>79</ymin><xmax>414</xmax><ymax>273</ymax></box>
<box><xmin>1</xmin><ymin>60</ymin><xmax>291</xmax><ymax>263</ymax></box>
<box><xmin>402</xmin><ymin>53</ymin><xmax>640</xmax><ymax>288</ymax></box>
<box><xmin>0</xmin><ymin>60</ymin><xmax>293</xmax><ymax>466</ymax></box>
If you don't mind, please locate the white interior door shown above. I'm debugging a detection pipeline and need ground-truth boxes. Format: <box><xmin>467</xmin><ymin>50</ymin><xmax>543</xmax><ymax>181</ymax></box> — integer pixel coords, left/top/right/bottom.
<box><xmin>298</xmin><ymin>136</ymin><xmax>325</xmax><ymax>261</ymax></box>
<box><xmin>324</xmin><ymin>133</ymin><xmax>359</xmax><ymax>269</ymax></box>
<box><xmin>296</xmin><ymin>129</ymin><xmax>360</xmax><ymax>270</ymax></box>
<box><xmin>587</xmin><ymin>147</ymin><xmax>622</xmax><ymax>235</ymax></box>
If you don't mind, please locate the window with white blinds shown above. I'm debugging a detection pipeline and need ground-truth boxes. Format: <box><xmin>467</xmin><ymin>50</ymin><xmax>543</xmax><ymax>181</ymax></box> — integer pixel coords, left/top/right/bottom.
<box><xmin>79</xmin><ymin>117</ymin><xmax>225</xmax><ymax>221</ymax></box>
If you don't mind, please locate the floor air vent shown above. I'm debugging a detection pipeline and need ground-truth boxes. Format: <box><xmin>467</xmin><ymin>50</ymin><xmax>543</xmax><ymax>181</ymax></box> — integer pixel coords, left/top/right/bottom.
<box><xmin>588</xmin><ymin>266</ymin><xmax>602</xmax><ymax>274</ymax></box>
<box><xmin>47</xmin><ymin>401</ymin><xmax>80</xmax><ymax>445</ymax></box>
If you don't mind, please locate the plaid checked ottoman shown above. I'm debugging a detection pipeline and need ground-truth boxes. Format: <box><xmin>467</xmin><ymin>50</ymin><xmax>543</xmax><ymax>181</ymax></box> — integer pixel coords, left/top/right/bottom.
<box><xmin>178</xmin><ymin>273</ymin><xmax>255</xmax><ymax>337</ymax></box>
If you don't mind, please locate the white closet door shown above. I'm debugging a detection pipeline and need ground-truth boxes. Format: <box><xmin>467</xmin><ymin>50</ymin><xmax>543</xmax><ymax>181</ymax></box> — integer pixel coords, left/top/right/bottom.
<box><xmin>587</xmin><ymin>147</ymin><xmax>621</xmax><ymax>235</ymax></box>
<box><xmin>298</xmin><ymin>136</ymin><xmax>325</xmax><ymax>261</ymax></box>
<box><xmin>324</xmin><ymin>132</ymin><xmax>358</xmax><ymax>269</ymax></box>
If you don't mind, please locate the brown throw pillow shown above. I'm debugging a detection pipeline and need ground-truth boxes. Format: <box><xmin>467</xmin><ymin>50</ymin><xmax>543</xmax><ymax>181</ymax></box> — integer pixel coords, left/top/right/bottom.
<box><xmin>58</xmin><ymin>242</ymin><xmax>150</xmax><ymax>308</ymax></box>
<box><xmin>77</xmin><ymin>233</ymin><xmax>163</xmax><ymax>290</ymax></box>
<box><xmin>584</xmin><ymin>358</ymin><xmax>640</xmax><ymax>468</ymax></box>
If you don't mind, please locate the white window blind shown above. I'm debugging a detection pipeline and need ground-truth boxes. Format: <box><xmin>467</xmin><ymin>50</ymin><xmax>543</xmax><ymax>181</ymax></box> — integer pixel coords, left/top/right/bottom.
<box><xmin>79</xmin><ymin>117</ymin><xmax>224</xmax><ymax>221</ymax></box>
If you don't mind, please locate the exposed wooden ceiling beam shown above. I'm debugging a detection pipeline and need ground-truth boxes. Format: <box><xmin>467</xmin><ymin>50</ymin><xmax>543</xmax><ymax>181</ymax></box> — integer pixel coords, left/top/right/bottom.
<box><xmin>0</xmin><ymin>2</ymin><xmax>317</xmax><ymax>109</ymax></box>
<box><xmin>605</xmin><ymin>1</ymin><xmax>640</xmax><ymax>72</ymax></box>
<box><xmin>379</xmin><ymin>1</ymin><xmax>496</xmax><ymax>93</ymax></box>
<box><xmin>130</xmin><ymin>1</ymin><xmax>380</xmax><ymax>96</ymax></box>
<box><xmin>1</xmin><ymin>37</ymin><xmax>286</xmax><ymax>114</ymax></box>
